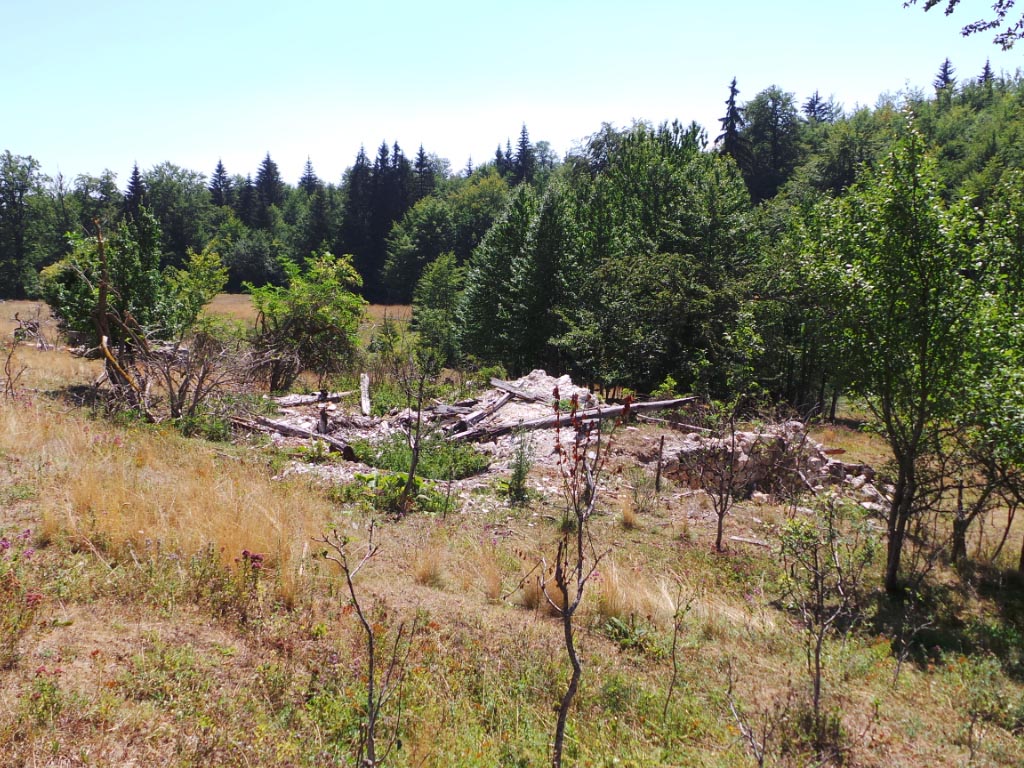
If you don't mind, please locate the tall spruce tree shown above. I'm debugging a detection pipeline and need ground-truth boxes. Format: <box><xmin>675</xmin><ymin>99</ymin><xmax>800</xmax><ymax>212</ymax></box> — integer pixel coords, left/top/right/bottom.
<box><xmin>123</xmin><ymin>163</ymin><xmax>146</xmax><ymax>221</ymax></box>
<box><xmin>254</xmin><ymin>152</ymin><xmax>286</xmax><ymax>228</ymax></box>
<box><xmin>412</xmin><ymin>145</ymin><xmax>436</xmax><ymax>202</ymax></box>
<box><xmin>209</xmin><ymin>160</ymin><xmax>233</xmax><ymax>208</ymax></box>
<box><xmin>513</xmin><ymin>124</ymin><xmax>536</xmax><ymax>185</ymax></box>
<box><xmin>716</xmin><ymin>78</ymin><xmax>751</xmax><ymax>173</ymax></box>
<box><xmin>459</xmin><ymin>183</ymin><xmax>539</xmax><ymax>368</ymax></box>
<box><xmin>299</xmin><ymin>158</ymin><xmax>322</xmax><ymax>195</ymax></box>
<box><xmin>234</xmin><ymin>175</ymin><xmax>257</xmax><ymax>228</ymax></box>
<box><xmin>934</xmin><ymin>57</ymin><xmax>957</xmax><ymax>104</ymax></box>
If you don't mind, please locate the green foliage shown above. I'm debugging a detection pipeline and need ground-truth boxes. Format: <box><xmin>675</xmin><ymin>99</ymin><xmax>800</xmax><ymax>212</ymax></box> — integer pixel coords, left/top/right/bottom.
<box><xmin>412</xmin><ymin>252</ymin><xmax>464</xmax><ymax>366</ymax></box>
<box><xmin>351</xmin><ymin>431</ymin><xmax>489</xmax><ymax>481</ymax></box>
<box><xmin>41</xmin><ymin>209</ymin><xmax>162</xmax><ymax>342</ymax></box>
<box><xmin>602</xmin><ymin>616</ymin><xmax>661</xmax><ymax>657</ymax></box>
<box><xmin>740</xmin><ymin>85</ymin><xmax>805</xmax><ymax>202</ymax></box>
<box><xmin>0</xmin><ymin>151</ymin><xmax>45</xmax><ymax>299</ymax></box>
<box><xmin>502</xmin><ymin>430</ymin><xmax>534</xmax><ymax>505</ymax></box>
<box><xmin>119</xmin><ymin>634</ymin><xmax>210</xmax><ymax>704</ymax></box>
<box><xmin>808</xmin><ymin>115</ymin><xmax>991</xmax><ymax>589</ymax></box>
<box><xmin>339</xmin><ymin>470</ymin><xmax>453</xmax><ymax>516</ymax></box>
<box><xmin>383</xmin><ymin>196</ymin><xmax>457</xmax><ymax>302</ymax></box>
<box><xmin>248</xmin><ymin>251</ymin><xmax>366</xmax><ymax>391</ymax></box>
<box><xmin>161</xmin><ymin>243</ymin><xmax>229</xmax><ymax>335</ymax></box>
<box><xmin>20</xmin><ymin>667</ymin><xmax>64</xmax><ymax>726</ymax></box>
<box><xmin>40</xmin><ymin>208</ymin><xmax>227</xmax><ymax>348</ymax></box>
<box><xmin>0</xmin><ymin>528</ymin><xmax>42</xmax><ymax>669</ymax></box>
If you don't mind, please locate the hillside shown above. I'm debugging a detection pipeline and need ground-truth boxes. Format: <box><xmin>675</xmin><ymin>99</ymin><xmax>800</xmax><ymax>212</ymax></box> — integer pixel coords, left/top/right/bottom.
<box><xmin>1</xmin><ymin>299</ymin><xmax>1022</xmax><ymax>767</ymax></box>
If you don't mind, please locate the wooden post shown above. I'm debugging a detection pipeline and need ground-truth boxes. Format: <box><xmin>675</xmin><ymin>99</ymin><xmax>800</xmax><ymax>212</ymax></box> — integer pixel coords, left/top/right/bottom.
<box><xmin>360</xmin><ymin>372</ymin><xmax>371</xmax><ymax>417</ymax></box>
<box><xmin>655</xmin><ymin>435</ymin><xmax>665</xmax><ymax>493</ymax></box>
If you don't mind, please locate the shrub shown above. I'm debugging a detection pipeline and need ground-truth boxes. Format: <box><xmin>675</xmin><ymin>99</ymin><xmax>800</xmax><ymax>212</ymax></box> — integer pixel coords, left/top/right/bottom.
<box><xmin>351</xmin><ymin>432</ymin><xmax>489</xmax><ymax>481</ymax></box>
<box><xmin>503</xmin><ymin>430</ymin><xmax>533</xmax><ymax>505</ymax></box>
<box><xmin>0</xmin><ymin>528</ymin><xmax>41</xmax><ymax>669</ymax></box>
<box><xmin>248</xmin><ymin>252</ymin><xmax>366</xmax><ymax>392</ymax></box>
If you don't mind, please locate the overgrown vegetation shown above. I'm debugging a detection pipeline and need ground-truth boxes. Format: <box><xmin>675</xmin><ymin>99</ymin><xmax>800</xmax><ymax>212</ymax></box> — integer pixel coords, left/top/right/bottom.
<box><xmin>2</xmin><ymin>64</ymin><xmax>1024</xmax><ymax>767</ymax></box>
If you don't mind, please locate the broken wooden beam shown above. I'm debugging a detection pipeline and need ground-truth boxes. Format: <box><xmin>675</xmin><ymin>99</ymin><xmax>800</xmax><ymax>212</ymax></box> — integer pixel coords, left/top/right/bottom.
<box><xmin>231</xmin><ymin>415</ymin><xmax>354</xmax><ymax>458</ymax></box>
<box><xmin>272</xmin><ymin>390</ymin><xmax>355</xmax><ymax>407</ymax></box>
<box><xmin>488</xmin><ymin>378</ymin><xmax>549</xmax><ymax>403</ymax></box>
<box><xmin>635</xmin><ymin>413</ymin><xmax>711</xmax><ymax>433</ymax></box>
<box><xmin>448</xmin><ymin>391</ymin><xmax>514</xmax><ymax>435</ymax></box>
<box><xmin>449</xmin><ymin>397</ymin><xmax>696</xmax><ymax>442</ymax></box>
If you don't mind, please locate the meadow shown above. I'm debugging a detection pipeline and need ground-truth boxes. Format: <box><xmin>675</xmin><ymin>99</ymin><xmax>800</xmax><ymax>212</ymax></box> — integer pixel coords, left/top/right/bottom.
<box><xmin>0</xmin><ymin>298</ymin><xmax>1022</xmax><ymax>767</ymax></box>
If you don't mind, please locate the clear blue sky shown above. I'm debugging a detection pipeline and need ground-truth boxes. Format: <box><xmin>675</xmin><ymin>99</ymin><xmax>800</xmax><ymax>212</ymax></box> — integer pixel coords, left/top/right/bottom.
<box><xmin>4</xmin><ymin>0</ymin><xmax>1020</xmax><ymax>186</ymax></box>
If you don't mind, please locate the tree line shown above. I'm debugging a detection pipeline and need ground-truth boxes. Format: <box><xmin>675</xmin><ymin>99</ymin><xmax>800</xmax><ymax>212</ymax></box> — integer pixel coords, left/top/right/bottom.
<box><xmin>7</xmin><ymin>60</ymin><xmax>1024</xmax><ymax>592</ymax></box>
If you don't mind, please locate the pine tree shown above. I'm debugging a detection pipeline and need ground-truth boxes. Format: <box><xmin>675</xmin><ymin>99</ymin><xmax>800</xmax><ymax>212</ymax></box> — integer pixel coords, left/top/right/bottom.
<box><xmin>123</xmin><ymin>163</ymin><xmax>146</xmax><ymax>220</ymax></box>
<box><xmin>338</xmin><ymin>146</ymin><xmax>373</xmax><ymax>292</ymax></box>
<box><xmin>716</xmin><ymin>78</ymin><xmax>751</xmax><ymax>173</ymax></box>
<box><xmin>459</xmin><ymin>184</ymin><xmax>539</xmax><ymax>369</ymax></box>
<box><xmin>299</xmin><ymin>157</ymin><xmax>322</xmax><ymax>195</ymax></box>
<box><xmin>802</xmin><ymin>91</ymin><xmax>836</xmax><ymax>123</ymax></box>
<box><xmin>934</xmin><ymin>57</ymin><xmax>957</xmax><ymax>103</ymax></box>
<box><xmin>494</xmin><ymin>145</ymin><xmax>506</xmax><ymax>175</ymax></box>
<box><xmin>235</xmin><ymin>175</ymin><xmax>258</xmax><ymax>228</ymax></box>
<box><xmin>413</xmin><ymin>145</ymin><xmax>436</xmax><ymax>201</ymax></box>
<box><xmin>980</xmin><ymin>59</ymin><xmax>995</xmax><ymax>85</ymax></box>
<box><xmin>209</xmin><ymin>160</ymin><xmax>233</xmax><ymax>208</ymax></box>
<box><xmin>741</xmin><ymin>85</ymin><xmax>804</xmax><ymax>202</ymax></box>
<box><xmin>513</xmin><ymin>124</ymin><xmax>536</xmax><ymax>185</ymax></box>
<box><xmin>254</xmin><ymin>152</ymin><xmax>285</xmax><ymax>228</ymax></box>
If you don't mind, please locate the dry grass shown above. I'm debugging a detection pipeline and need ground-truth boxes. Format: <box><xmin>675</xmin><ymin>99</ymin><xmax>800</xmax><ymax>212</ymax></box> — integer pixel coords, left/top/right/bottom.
<box><xmin>810</xmin><ymin>421</ymin><xmax>893</xmax><ymax>469</ymax></box>
<box><xmin>365</xmin><ymin>304</ymin><xmax>411</xmax><ymax>323</ymax></box>
<box><xmin>619</xmin><ymin>496</ymin><xmax>639</xmax><ymax>530</ymax></box>
<box><xmin>203</xmin><ymin>294</ymin><xmax>411</xmax><ymax>332</ymax></box>
<box><xmin>593</xmin><ymin>559</ymin><xmax>677</xmax><ymax>626</ymax></box>
<box><xmin>0</xmin><ymin>396</ymin><xmax>333</xmax><ymax>589</ymax></box>
<box><xmin>202</xmin><ymin>293</ymin><xmax>258</xmax><ymax>327</ymax></box>
<box><xmin>412</xmin><ymin>536</ymin><xmax>447</xmax><ymax>588</ymax></box>
<box><xmin>457</xmin><ymin>539</ymin><xmax>504</xmax><ymax>601</ymax></box>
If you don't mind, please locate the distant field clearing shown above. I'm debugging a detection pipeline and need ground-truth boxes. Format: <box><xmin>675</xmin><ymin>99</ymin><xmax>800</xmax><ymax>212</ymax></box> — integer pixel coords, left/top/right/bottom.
<box><xmin>203</xmin><ymin>293</ymin><xmax>410</xmax><ymax>327</ymax></box>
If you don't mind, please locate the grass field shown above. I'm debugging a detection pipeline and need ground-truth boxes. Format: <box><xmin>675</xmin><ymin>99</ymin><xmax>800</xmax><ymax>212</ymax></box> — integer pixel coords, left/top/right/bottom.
<box><xmin>1</xmin><ymin>298</ymin><xmax>1022</xmax><ymax>767</ymax></box>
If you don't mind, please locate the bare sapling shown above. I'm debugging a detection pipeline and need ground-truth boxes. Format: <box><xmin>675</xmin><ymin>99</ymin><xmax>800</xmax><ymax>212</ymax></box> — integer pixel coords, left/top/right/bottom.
<box><xmin>662</xmin><ymin>578</ymin><xmax>695</xmax><ymax>722</ymax></box>
<box><xmin>680</xmin><ymin>398</ymin><xmax>749</xmax><ymax>552</ymax></box>
<box><xmin>547</xmin><ymin>388</ymin><xmax>629</xmax><ymax>768</ymax></box>
<box><xmin>725</xmin><ymin>660</ymin><xmax>796</xmax><ymax>768</ymax></box>
<box><xmin>2</xmin><ymin>340</ymin><xmax>26</xmax><ymax>400</ymax></box>
<box><xmin>778</xmin><ymin>493</ymin><xmax>877</xmax><ymax>761</ymax></box>
<box><xmin>317</xmin><ymin>522</ymin><xmax>416</xmax><ymax>766</ymax></box>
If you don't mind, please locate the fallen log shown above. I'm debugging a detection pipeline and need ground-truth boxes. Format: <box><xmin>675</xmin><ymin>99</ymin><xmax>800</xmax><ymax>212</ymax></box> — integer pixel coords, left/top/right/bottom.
<box><xmin>231</xmin><ymin>415</ymin><xmax>355</xmax><ymax>458</ymax></box>
<box><xmin>635</xmin><ymin>413</ymin><xmax>711</xmax><ymax>434</ymax></box>
<box><xmin>449</xmin><ymin>391</ymin><xmax>514</xmax><ymax>435</ymax></box>
<box><xmin>450</xmin><ymin>397</ymin><xmax>696</xmax><ymax>442</ymax></box>
<box><xmin>489</xmin><ymin>378</ymin><xmax>549</xmax><ymax>403</ymax></box>
<box><xmin>272</xmin><ymin>390</ymin><xmax>354</xmax><ymax>407</ymax></box>
<box><xmin>729</xmin><ymin>536</ymin><xmax>770</xmax><ymax>548</ymax></box>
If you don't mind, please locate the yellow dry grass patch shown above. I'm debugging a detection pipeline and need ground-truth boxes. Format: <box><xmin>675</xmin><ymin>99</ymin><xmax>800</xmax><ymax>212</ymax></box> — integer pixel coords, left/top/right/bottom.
<box><xmin>202</xmin><ymin>293</ymin><xmax>258</xmax><ymax>327</ymax></box>
<box><xmin>0</xmin><ymin>396</ymin><xmax>333</xmax><ymax>585</ymax></box>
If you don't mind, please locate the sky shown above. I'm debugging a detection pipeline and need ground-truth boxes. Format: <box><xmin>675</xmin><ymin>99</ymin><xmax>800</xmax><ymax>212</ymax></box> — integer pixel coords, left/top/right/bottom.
<box><xmin>4</xmin><ymin>0</ymin><xmax>1021</xmax><ymax>186</ymax></box>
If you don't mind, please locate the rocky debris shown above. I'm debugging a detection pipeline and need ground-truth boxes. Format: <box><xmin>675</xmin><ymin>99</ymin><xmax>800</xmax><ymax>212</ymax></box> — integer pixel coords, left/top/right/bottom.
<box><xmin>660</xmin><ymin>420</ymin><xmax>890</xmax><ymax>510</ymax></box>
<box><xmin>246</xmin><ymin>371</ymin><xmax>889</xmax><ymax>514</ymax></box>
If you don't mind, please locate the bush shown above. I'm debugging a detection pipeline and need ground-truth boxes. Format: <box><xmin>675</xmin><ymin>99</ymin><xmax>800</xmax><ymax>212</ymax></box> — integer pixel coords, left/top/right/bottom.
<box><xmin>351</xmin><ymin>432</ymin><xmax>489</xmax><ymax>480</ymax></box>
<box><xmin>248</xmin><ymin>253</ymin><xmax>365</xmax><ymax>392</ymax></box>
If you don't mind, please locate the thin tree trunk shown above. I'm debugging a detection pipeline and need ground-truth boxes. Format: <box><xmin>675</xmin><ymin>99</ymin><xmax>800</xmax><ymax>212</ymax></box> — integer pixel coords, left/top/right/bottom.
<box><xmin>885</xmin><ymin>465</ymin><xmax>915</xmax><ymax>592</ymax></box>
<box><xmin>551</xmin><ymin>608</ymin><xmax>581</xmax><ymax>768</ymax></box>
